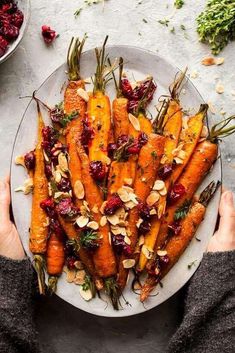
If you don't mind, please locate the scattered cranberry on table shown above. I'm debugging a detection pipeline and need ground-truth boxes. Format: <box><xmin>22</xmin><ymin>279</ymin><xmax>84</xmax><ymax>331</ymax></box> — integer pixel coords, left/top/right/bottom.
<box><xmin>41</xmin><ymin>25</ymin><xmax>57</xmax><ymax>45</ymax></box>
<box><xmin>0</xmin><ymin>0</ymin><xmax>24</xmax><ymax>57</ymax></box>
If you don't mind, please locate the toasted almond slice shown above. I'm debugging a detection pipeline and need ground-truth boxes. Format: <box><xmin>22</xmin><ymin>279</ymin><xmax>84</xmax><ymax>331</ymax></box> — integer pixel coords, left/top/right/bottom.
<box><xmin>54</xmin><ymin>191</ymin><xmax>70</xmax><ymax>199</ymax></box>
<box><xmin>58</xmin><ymin>153</ymin><xmax>69</xmax><ymax>172</ymax></box>
<box><xmin>87</xmin><ymin>221</ymin><xmax>99</xmax><ymax>230</ymax></box>
<box><xmin>128</xmin><ymin>113</ymin><xmax>140</xmax><ymax>131</ymax></box>
<box><xmin>178</xmin><ymin>150</ymin><xmax>186</xmax><ymax>160</ymax></box>
<box><xmin>157</xmin><ymin>204</ymin><xmax>164</xmax><ymax>219</ymax></box>
<box><xmin>201</xmin><ymin>125</ymin><xmax>209</xmax><ymax>138</ymax></box>
<box><xmin>92</xmin><ymin>204</ymin><xmax>99</xmax><ymax>213</ymax></box>
<box><xmin>74</xmin><ymin>180</ymin><xmax>85</xmax><ymax>200</ymax></box>
<box><xmin>124</xmin><ymin>236</ymin><xmax>131</xmax><ymax>245</ymax></box>
<box><xmin>56</xmin><ymin>165</ymin><xmax>68</xmax><ymax>178</ymax></box>
<box><xmin>107</xmin><ymin>214</ymin><xmax>119</xmax><ymax>226</ymax></box>
<box><xmin>79</xmin><ymin>287</ymin><xmax>93</xmax><ymax>301</ymax></box>
<box><xmin>215</xmin><ymin>83</ymin><xmax>224</xmax><ymax>94</ymax></box>
<box><xmin>160</xmin><ymin>155</ymin><xmax>169</xmax><ymax>164</ymax></box>
<box><xmin>74</xmin><ymin>261</ymin><xmax>84</xmax><ymax>270</ymax></box>
<box><xmin>155</xmin><ymin>267</ymin><xmax>160</xmax><ymax>275</ymax></box>
<box><xmin>174</xmin><ymin>157</ymin><xmax>184</xmax><ymax>165</ymax></box>
<box><xmin>43</xmin><ymin>150</ymin><xmax>50</xmax><ymax>162</ymax></box>
<box><xmin>84</xmin><ymin>77</ymin><xmax>92</xmax><ymax>84</ymax></box>
<box><xmin>157</xmin><ymin>250</ymin><xmax>168</xmax><ymax>257</ymax></box>
<box><xmin>138</xmin><ymin>235</ymin><xmax>145</xmax><ymax>246</ymax></box>
<box><xmin>15</xmin><ymin>178</ymin><xmax>34</xmax><ymax>195</ymax></box>
<box><xmin>76</xmin><ymin>215</ymin><xmax>89</xmax><ymax>228</ymax></box>
<box><xmin>122</xmin><ymin>259</ymin><xmax>135</xmax><ymax>269</ymax></box>
<box><xmin>125</xmin><ymin>200</ymin><xmax>136</xmax><ymax>209</ymax></box>
<box><xmin>115</xmin><ymin>207</ymin><xmax>126</xmax><ymax>219</ymax></box>
<box><xmin>215</xmin><ymin>57</ymin><xmax>224</xmax><ymax>66</ymax></box>
<box><xmin>100</xmin><ymin>215</ymin><xmax>107</xmax><ymax>227</ymax></box>
<box><xmin>190</xmin><ymin>70</ymin><xmax>198</xmax><ymax>79</ymax></box>
<box><xmin>15</xmin><ymin>155</ymin><xmax>25</xmax><ymax>167</ymax></box>
<box><xmin>110</xmin><ymin>225</ymin><xmax>121</xmax><ymax>235</ymax></box>
<box><xmin>118</xmin><ymin>190</ymin><xmax>131</xmax><ymax>203</ymax></box>
<box><xmin>124</xmin><ymin>178</ymin><xmax>133</xmax><ymax>186</ymax></box>
<box><xmin>100</xmin><ymin>201</ymin><xmax>107</xmax><ymax>214</ymax></box>
<box><xmin>146</xmin><ymin>192</ymin><xmax>160</xmax><ymax>206</ymax></box>
<box><xmin>74</xmin><ymin>270</ymin><xmax>86</xmax><ymax>285</ymax></box>
<box><xmin>66</xmin><ymin>268</ymin><xmax>76</xmax><ymax>283</ymax></box>
<box><xmin>136</xmin><ymin>218</ymin><xmax>143</xmax><ymax>228</ymax></box>
<box><xmin>141</xmin><ymin>245</ymin><xmax>154</xmax><ymax>259</ymax></box>
<box><xmin>153</xmin><ymin>180</ymin><xmax>165</xmax><ymax>191</ymax></box>
<box><xmin>55</xmin><ymin>170</ymin><xmax>62</xmax><ymax>183</ymax></box>
<box><xmin>150</xmin><ymin>208</ymin><xmax>157</xmax><ymax>215</ymax></box>
<box><xmin>201</xmin><ymin>57</ymin><xmax>216</xmax><ymax>66</ymax></box>
<box><xmin>77</xmin><ymin>87</ymin><xmax>89</xmax><ymax>102</ymax></box>
<box><xmin>108</xmin><ymin>232</ymin><xmax>112</xmax><ymax>245</ymax></box>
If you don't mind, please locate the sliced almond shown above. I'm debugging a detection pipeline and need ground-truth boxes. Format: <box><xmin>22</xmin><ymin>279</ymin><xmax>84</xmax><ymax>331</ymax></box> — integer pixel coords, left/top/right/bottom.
<box><xmin>178</xmin><ymin>150</ymin><xmax>186</xmax><ymax>160</ymax></box>
<box><xmin>115</xmin><ymin>207</ymin><xmax>126</xmax><ymax>220</ymax></box>
<box><xmin>58</xmin><ymin>153</ymin><xmax>69</xmax><ymax>172</ymax></box>
<box><xmin>159</xmin><ymin>186</ymin><xmax>167</xmax><ymax>196</ymax></box>
<box><xmin>190</xmin><ymin>70</ymin><xmax>198</xmax><ymax>79</ymax></box>
<box><xmin>54</xmin><ymin>191</ymin><xmax>70</xmax><ymax>199</ymax></box>
<box><xmin>108</xmin><ymin>232</ymin><xmax>112</xmax><ymax>245</ymax></box>
<box><xmin>153</xmin><ymin>180</ymin><xmax>165</xmax><ymax>191</ymax></box>
<box><xmin>65</xmin><ymin>268</ymin><xmax>76</xmax><ymax>283</ymax></box>
<box><xmin>128</xmin><ymin>113</ymin><xmax>140</xmax><ymax>131</ymax></box>
<box><xmin>138</xmin><ymin>235</ymin><xmax>145</xmax><ymax>247</ymax></box>
<box><xmin>215</xmin><ymin>57</ymin><xmax>224</xmax><ymax>66</ymax></box>
<box><xmin>157</xmin><ymin>250</ymin><xmax>168</xmax><ymax>257</ymax></box>
<box><xmin>141</xmin><ymin>245</ymin><xmax>154</xmax><ymax>259</ymax></box>
<box><xmin>79</xmin><ymin>287</ymin><xmax>93</xmax><ymax>301</ymax></box>
<box><xmin>92</xmin><ymin>204</ymin><xmax>99</xmax><ymax>213</ymax></box>
<box><xmin>157</xmin><ymin>203</ymin><xmax>165</xmax><ymax>219</ymax></box>
<box><xmin>74</xmin><ymin>270</ymin><xmax>86</xmax><ymax>285</ymax></box>
<box><xmin>100</xmin><ymin>201</ymin><xmax>107</xmax><ymax>214</ymax></box>
<box><xmin>74</xmin><ymin>261</ymin><xmax>84</xmax><ymax>270</ymax></box>
<box><xmin>201</xmin><ymin>125</ymin><xmax>209</xmax><ymax>138</ymax></box>
<box><xmin>43</xmin><ymin>150</ymin><xmax>50</xmax><ymax>162</ymax></box>
<box><xmin>150</xmin><ymin>208</ymin><xmax>157</xmax><ymax>215</ymax></box>
<box><xmin>107</xmin><ymin>214</ymin><xmax>119</xmax><ymax>226</ymax></box>
<box><xmin>124</xmin><ymin>236</ymin><xmax>131</xmax><ymax>245</ymax></box>
<box><xmin>160</xmin><ymin>155</ymin><xmax>169</xmax><ymax>164</ymax></box>
<box><xmin>110</xmin><ymin>225</ymin><xmax>121</xmax><ymax>235</ymax></box>
<box><xmin>55</xmin><ymin>170</ymin><xmax>62</xmax><ymax>183</ymax></box>
<box><xmin>215</xmin><ymin>83</ymin><xmax>224</xmax><ymax>94</ymax></box>
<box><xmin>136</xmin><ymin>218</ymin><xmax>143</xmax><ymax>228</ymax></box>
<box><xmin>74</xmin><ymin>180</ymin><xmax>85</xmax><ymax>200</ymax></box>
<box><xmin>174</xmin><ymin>157</ymin><xmax>184</xmax><ymax>165</ymax></box>
<box><xmin>77</xmin><ymin>87</ymin><xmax>89</xmax><ymax>102</ymax></box>
<box><xmin>146</xmin><ymin>192</ymin><xmax>160</xmax><ymax>206</ymax></box>
<box><xmin>100</xmin><ymin>215</ymin><xmax>107</xmax><ymax>227</ymax></box>
<box><xmin>201</xmin><ymin>57</ymin><xmax>215</xmax><ymax>66</ymax></box>
<box><xmin>15</xmin><ymin>155</ymin><xmax>25</xmax><ymax>167</ymax></box>
<box><xmin>124</xmin><ymin>178</ymin><xmax>133</xmax><ymax>186</ymax></box>
<box><xmin>76</xmin><ymin>215</ymin><xmax>89</xmax><ymax>228</ymax></box>
<box><xmin>155</xmin><ymin>267</ymin><xmax>160</xmax><ymax>275</ymax></box>
<box><xmin>15</xmin><ymin>178</ymin><xmax>34</xmax><ymax>195</ymax></box>
<box><xmin>87</xmin><ymin>221</ymin><xmax>99</xmax><ymax>230</ymax></box>
<box><xmin>122</xmin><ymin>259</ymin><xmax>136</xmax><ymax>269</ymax></box>
<box><xmin>125</xmin><ymin>200</ymin><xmax>136</xmax><ymax>209</ymax></box>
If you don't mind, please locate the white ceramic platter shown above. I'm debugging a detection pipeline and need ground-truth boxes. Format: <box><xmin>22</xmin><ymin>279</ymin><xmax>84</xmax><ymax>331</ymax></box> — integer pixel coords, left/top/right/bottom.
<box><xmin>10</xmin><ymin>45</ymin><xmax>221</xmax><ymax>317</ymax></box>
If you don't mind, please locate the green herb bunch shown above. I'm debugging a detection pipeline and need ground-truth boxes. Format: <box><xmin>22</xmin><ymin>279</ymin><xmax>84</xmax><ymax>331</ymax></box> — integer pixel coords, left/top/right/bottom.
<box><xmin>196</xmin><ymin>0</ymin><xmax>235</xmax><ymax>55</ymax></box>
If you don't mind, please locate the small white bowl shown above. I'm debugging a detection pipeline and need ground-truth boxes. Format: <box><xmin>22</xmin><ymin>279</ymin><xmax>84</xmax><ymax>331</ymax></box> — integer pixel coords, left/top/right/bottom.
<box><xmin>0</xmin><ymin>0</ymin><xmax>30</xmax><ymax>64</ymax></box>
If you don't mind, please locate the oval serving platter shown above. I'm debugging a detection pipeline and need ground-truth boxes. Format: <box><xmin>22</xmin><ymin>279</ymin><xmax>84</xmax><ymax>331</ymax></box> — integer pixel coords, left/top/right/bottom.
<box><xmin>10</xmin><ymin>45</ymin><xmax>221</xmax><ymax>317</ymax></box>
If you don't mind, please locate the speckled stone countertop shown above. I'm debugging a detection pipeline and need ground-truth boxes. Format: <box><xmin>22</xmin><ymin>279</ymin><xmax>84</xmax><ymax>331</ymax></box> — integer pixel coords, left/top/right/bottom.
<box><xmin>0</xmin><ymin>1</ymin><xmax>234</xmax><ymax>352</ymax></box>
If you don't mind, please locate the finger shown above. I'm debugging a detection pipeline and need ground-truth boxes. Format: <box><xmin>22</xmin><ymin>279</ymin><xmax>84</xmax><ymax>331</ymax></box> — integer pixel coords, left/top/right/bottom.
<box><xmin>218</xmin><ymin>190</ymin><xmax>235</xmax><ymax>234</ymax></box>
<box><xmin>0</xmin><ymin>179</ymin><xmax>10</xmax><ymax>224</ymax></box>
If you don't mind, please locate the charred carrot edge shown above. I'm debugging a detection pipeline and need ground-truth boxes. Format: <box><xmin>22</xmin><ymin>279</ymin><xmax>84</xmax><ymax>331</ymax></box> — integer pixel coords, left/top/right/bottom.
<box><xmin>30</xmin><ymin>102</ymin><xmax>49</xmax><ymax>295</ymax></box>
<box><xmin>140</xmin><ymin>181</ymin><xmax>220</xmax><ymax>302</ymax></box>
<box><xmin>138</xmin><ymin>99</ymin><xmax>183</xmax><ymax>271</ymax></box>
<box><xmin>117</xmin><ymin>133</ymin><xmax>165</xmax><ymax>292</ymax></box>
<box><xmin>77</xmin><ymin>142</ymin><xmax>117</xmax><ymax>278</ymax></box>
<box><xmin>47</xmin><ymin>232</ymin><xmax>65</xmax><ymax>295</ymax></box>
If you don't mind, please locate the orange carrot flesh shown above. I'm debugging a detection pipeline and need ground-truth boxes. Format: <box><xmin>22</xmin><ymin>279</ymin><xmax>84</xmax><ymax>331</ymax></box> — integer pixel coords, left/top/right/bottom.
<box><xmin>129</xmin><ymin>113</ymin><xmax>152</xmax><ymax>138</ymax></box>
<box><xmin>78</xmin><ymin>144</ymin><xmax>117</xmax><ymax>278</ymax></box>
<box><xmin>138</xmin><ymin>100</ymin><xmax>182</xmax><ymax>271</ymax></box>
<box><xmin>113</xmin><ymin>97</ymin><xmax>129</xmax><ymax>140</ymax></box>
<box><xmin>155</xmin><ymin>140</ymin><xmax>218</xmax><ymax>250</ymax></box>
<box><xmin>46</xmin><ymin>233</ymin><xmax>65</xmax><ymax>276</ymax></box>
<box><xmin>108</xmin><ymin>161</ymin><xmax>133</xmax><ymax>196</ymax></box>
<box><xmin>117</xmin><ymin>134</ymin><xmax>165</xmax><ymax>291</ymax></box>
<box><xmin>88</xmin><ymin>91</ymin><xmax>111</xmax><ymax>164</ymax></box>
<box><xmin>140</xmin><ymin>201</ymin><xmax>205</xmax><ymax>302</ymax></box>
<box><xmin>30</xmin><ymin>110</ymin><xmax>48</xmax><ymax>254</ymax></box>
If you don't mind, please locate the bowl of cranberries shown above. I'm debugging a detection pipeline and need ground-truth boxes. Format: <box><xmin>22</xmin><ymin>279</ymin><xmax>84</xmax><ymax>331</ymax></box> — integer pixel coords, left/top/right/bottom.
<box><xmin>0</xmin><ymin>0</ymin><xmax>30</xmax><ymax>64</ymax></box>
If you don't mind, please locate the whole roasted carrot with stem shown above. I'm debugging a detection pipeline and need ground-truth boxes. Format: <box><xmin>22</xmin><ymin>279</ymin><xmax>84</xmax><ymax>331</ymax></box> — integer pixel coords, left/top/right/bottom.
<box><xmin>47</xmin><ymin>232</ymin><xmax>65</xmax><ymax>295</ymax></box>
<box><xmin>140</xmin><ymin>181</ymin><xmax>220</xmax><ymax>302</ymax></box>
<box><xmin>30</xmin><ymin>102</ymin><xmax>49</xmax><ymax>295</ymax></box>
<box><xmin>65</xmin><ymin>37</ymin><xmax>87</xmax><ymax>208</ymax></box>
<box><xmin>117</xmin><ymin>133</ymin><xmax>165</xmax><ymax>292</ymax></box>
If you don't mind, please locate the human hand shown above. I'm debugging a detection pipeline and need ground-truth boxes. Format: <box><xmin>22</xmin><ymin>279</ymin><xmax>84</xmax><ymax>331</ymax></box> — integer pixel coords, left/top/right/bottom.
<box><xmin>0</xmin><ymin>177</ymin><xmax>25</xmax><ymax>260</ymax></box>
<box><xmin>207</xmin><ymin>190</ymin><xmax>235</xmax><ymax>252</ymax></box>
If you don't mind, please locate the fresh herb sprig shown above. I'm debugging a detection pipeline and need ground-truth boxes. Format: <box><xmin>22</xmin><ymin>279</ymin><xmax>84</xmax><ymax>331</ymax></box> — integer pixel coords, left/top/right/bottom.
<box><xmin>174</xmin><ymin>200</ymin><xmax>191</xmax><ymax>221</ymax></box>
<box><xmin>174</xmin><ymin>0</ymin><xmax>184</xmax><ymax>9</ymax></box>
<box><xmin>80</xmin><ymin>229</ymin><xmax>100</xmax><ymax>249</ymax></box>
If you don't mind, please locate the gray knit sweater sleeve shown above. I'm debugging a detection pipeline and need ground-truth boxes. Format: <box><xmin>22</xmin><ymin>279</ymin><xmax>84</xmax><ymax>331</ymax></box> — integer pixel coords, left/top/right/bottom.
<box><xmin>0</xmin><ymin>255</ymin><xmax>41</xmax><ymax>353</ymax></box>
<box><xmin>167</xmin><ymin>250</ymin><xmax>235</xmax><ymax>353</ymax></box>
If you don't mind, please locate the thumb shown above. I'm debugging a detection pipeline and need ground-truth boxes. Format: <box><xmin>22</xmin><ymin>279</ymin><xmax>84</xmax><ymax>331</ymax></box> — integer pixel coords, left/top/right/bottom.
<box><xmin>218</xmin><ymin>191</ymin><xmax>235</xmax><ymax>235</ymax></box>
<box><xmin>0</xmin><ymin>179</ymin><xmax>10</xmax><ymax>225</ymax></box>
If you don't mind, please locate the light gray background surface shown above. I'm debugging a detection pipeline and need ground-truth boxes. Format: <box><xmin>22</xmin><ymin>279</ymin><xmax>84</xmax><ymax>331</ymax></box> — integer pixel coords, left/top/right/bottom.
<box><xmin>0</xmin><ymin>1</ymin><xmax>234</xmax><ymax>352</ymax></box>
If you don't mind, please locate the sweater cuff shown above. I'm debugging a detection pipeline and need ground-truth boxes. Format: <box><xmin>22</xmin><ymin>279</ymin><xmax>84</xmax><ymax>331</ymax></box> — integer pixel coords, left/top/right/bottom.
<box><xmin>0</xmin><ymin>255</ymin><xmax>35</xmax><ymax>306</ymax></box>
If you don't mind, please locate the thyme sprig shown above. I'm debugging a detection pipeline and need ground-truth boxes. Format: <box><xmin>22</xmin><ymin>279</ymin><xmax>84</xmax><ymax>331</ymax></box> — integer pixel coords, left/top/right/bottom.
<box><xmin>174</xmin><ymin>200</ymin><xmax>191</xmax><ymax>221</ymax></box>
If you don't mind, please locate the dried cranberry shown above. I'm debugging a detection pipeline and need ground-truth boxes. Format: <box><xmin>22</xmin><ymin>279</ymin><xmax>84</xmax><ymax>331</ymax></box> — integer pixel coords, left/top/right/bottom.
<box><xmin>168</xmin><ymin>221</ymin><xmax>182</xmax><ymax>236</ymax></box>
<box><xmin>146</xmin><ymin>260</ymin><xmax>160</xmax><ymax>277</ymax></box>
<box><xmin>42</xmin><ymin>126</ymin><xmax>57</xmax><ymax>143</ymax></box>
<box><xmin>11</xmin><ymin>9</ymin><xmax>23</xmax><ymax>28</ymax></box>
<box><xmin>0</xmin><ymin>11</ymin><xmax>11</xmax><ymax>26</ymax></box>
<box><xmin>116</xmin><ymin>134</ymin><xmax>129</xmax><ymax>147</ymax></box>
<box><xmin>133</xmin><ymin>78</ymin><xmax>157</xmax><ymax>103</ymax></box>
<box><xmin>123</xmin><ymin>244</ymin><xmax>131</xmax><ymax>256</ymax></box>
<box><xmin>139</xmin><ymin>220</ymin><xmax>151</xmax><ymax>234</ymax></box>
<box><xmin>50</xmin><ymin>106</ymin><xmax>64</xmax><ymax>124</ymax></box>
<box><xmin>56</xmin><ymin>198</ymin><xmax>79</xmax><ymax>219</ymax></box>
<box><xmin>127</xmin><ymin>141</ymin><xmax>140</xmax><ymax>155</ymax></box>
<box><xmin>51</xmin><ymin>142</ymin><xmax>67</xmax><ymax>156</ymax></box>
<box><xmin>168</xmin><ymin>183</ymin><xmax>186</xmax><ymax>204</ymax></box>
<box><xmin>120</xmin><ymin>78</ymin><xmax>133</xmax><ymax>99</ymax></box>
<box><xmin>1</xmin><ymin>23</ymin><xmax>18</xmax><ymax>40</ymax></box>
<box><xmin>112</xmin><ymin>234</ymin><xmax>127</xmax><ymax>255</ymax></box>
<box><xmin>158</xmin><ymin>163</ymin><xmax>173</xmax><ymax>180</ymax></box>
<box><xmin>64</xmin><ymin>242</ymin><xmax>75</xmax><ymax>257</ymax></box>
<box><xmin>41</xmin><ymin>25</ymin><xmax>57</xmax><ymax>44</ymax></box>
<box><xmin>104</xmin><ymin>194</ymin><xmax>123</xmax><ymax>215</ymax></box>
<box><xmin>0</xmin><ymin>34</ymin><xmax>7</xmax><ymax>57</ymax></box>
<box><xmin>24</xmin><ymin>151</ymin><xmax>35</xmax><ymax>170</ymax></box>
<box><xmin>138</xmin><ymin>132</ymin><xmax>148</xmax><ymax>147</ymax></box>
<box><xmin>107</xmin><ymin>143</ymin><xmax>117</xmax><ymax>158</ymax></box>
<box><xmin>138</xmin><ymin>202</ymin><xmax>151</xmax><ymax>220</ymax></box>
<box><xmin>89</xmin><ymin>161</ymin><xmax>106</xmax><ymax>181</ymax></box>
<box><xmin>159</xmin><ymin>254</ymin><xmax>170</xmax><ymax>266</ymax></box>
<box><xmin>44</xmin><ymin>164</ymin><xmax>52</xmax><ymax>179</ymax></box>
<box><xmin>81</xmin><ymin>120</ymin><xmax>94</xmax><ymax>149</ymax></box>
<box><xmin>2</xmin><ymin>3</ymin><xmax>17</xmax><ymax>14</ymax></box>
<box><xmin>57</xmin><ymin>177</ymin><xmax>71</xmax><ymax>192</ymax></box>
<box><xmin>66</xmin><ymin>256</ymin><xmax>77</xmax><ymax>270</ymax></box>
<box><xmin>40</xmin><ymin>198</ymin><xmax>56</xmax><ymax>218</ymax></box>
<box><xmin>127</xmin><ymin>100</ymin><xmax>139</xmax><ymax>114</ymax></box>
<box><xmin>49</xmin><ymin>219</ymin><xmax>64</xmax><ymax>240</ymax></box>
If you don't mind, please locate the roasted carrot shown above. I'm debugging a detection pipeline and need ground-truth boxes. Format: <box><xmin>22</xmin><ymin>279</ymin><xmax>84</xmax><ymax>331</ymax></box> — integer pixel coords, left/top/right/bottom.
<box><xmin>30</xmin><ymin>102</ymin><xmax>48</xmax><ymax>294</ymax></box>
<box><xmin>113</xmin><ymin>97</ymin><xmax>129</xmax><ymax>139</ymax></box>
<box><xmin>47</xmin><ymin>232</ymin><xmax>65</xmax><ymax>294</ymax></box>
<box><xmin>77</xmin><ymin>142</ymin><xmax>117</xmax><ymax>278</ymax></box>
<box><xmin>140</xmin><ymin>181</ymin><xmax>220</xmax><ymax>302</ymax></box>
<box><xmin>117</xmin><ymin>133</ymin><xmax>165</xmax><ymax>291</ymax></box>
